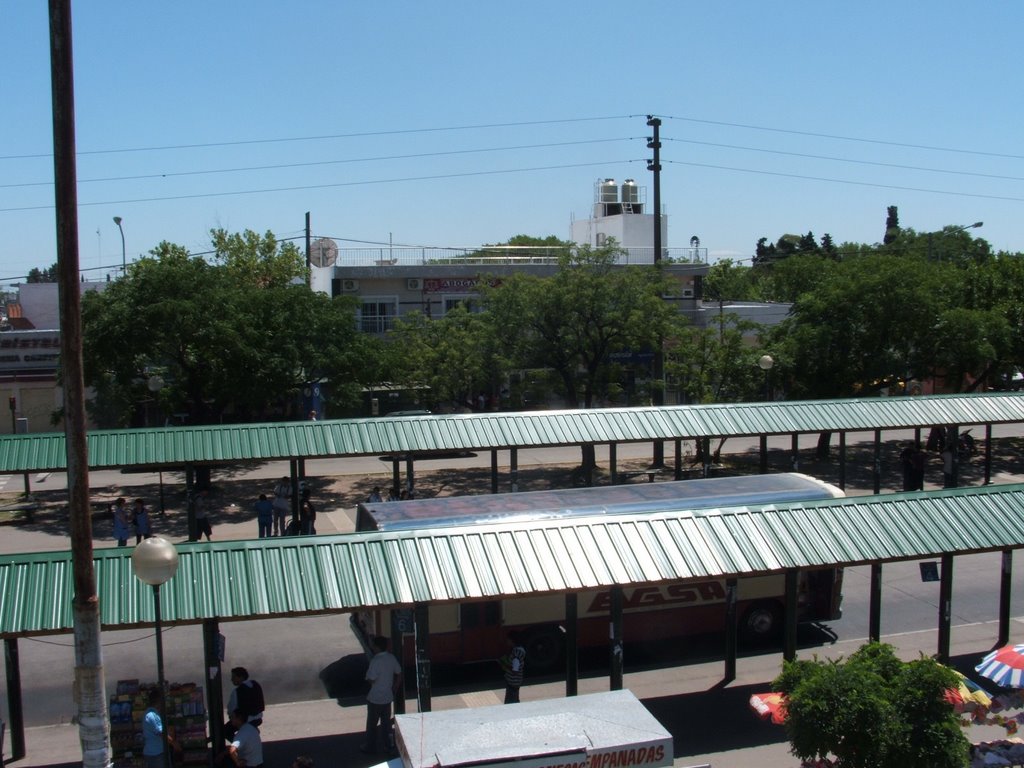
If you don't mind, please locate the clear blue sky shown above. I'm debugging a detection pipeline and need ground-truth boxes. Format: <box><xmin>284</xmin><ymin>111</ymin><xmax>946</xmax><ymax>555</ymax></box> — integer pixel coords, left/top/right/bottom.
<box><xmin>3</xmin><ymin>1</ymin><xmax>1023</xmax><ymax>282</ymax></box>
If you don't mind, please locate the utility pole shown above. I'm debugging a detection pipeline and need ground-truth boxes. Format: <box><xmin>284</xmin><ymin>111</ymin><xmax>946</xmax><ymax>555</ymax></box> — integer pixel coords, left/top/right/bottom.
<box><xmin>49</xmin><ymin>1</ymin><xmax>110</xmax><ymax>765</ymax></box>
<box><xmin>305</xmin><ymin>211</ymin><xmax>312</xmax><ymax>283</ymax></box>
<box><xmin>647</xmin><ymin>115</ymin><xmax>665</xmax><ymax>467</ymax></box>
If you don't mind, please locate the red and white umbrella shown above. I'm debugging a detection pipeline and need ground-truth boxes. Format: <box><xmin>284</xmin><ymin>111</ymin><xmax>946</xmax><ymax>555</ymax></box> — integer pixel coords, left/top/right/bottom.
<box><xmin>976</xmin><ymin>644</ymin><xmax>1024</xmax><ymax>688</ymax></box>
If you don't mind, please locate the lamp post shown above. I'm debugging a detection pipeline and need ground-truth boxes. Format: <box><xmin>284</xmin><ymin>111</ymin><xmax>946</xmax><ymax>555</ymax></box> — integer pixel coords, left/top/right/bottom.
<box><xmin>113</xmin><ymin>216</ymin><xmax>126</xmax><ymax>273</ymax></box>
<box><xmin>131</xmin><ymin>537</ymin><xmax>179</xmax><ymax>768</ymax></box>
<box><xmin>927</xmin><ymin>221</ymin><xmax>983</xmax><ymax>262</ymax></box>
<box><xmin>758</xmin><ymin>354</ymin><xmax>774</xmax><ymax>402</ymax></box>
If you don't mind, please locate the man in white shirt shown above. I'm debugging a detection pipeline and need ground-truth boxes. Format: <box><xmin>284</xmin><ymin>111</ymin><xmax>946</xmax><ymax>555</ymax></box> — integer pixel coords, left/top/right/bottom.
<box><xmin>225</xmin><ymin>710</ymin><xmax>263</xmax><ymax>768</ymax></box>
<box><xmin>362</xmin><ymin>636</ymin><xmax>402</xmax><ymax>754</ymax></box>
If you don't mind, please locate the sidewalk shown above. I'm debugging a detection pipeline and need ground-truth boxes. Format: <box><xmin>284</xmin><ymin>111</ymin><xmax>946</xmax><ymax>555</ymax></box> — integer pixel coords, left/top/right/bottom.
<box><xmin>8</xmin><ymin>619</ymin><xmax>1018</xmax><ymax>768</ymax></box>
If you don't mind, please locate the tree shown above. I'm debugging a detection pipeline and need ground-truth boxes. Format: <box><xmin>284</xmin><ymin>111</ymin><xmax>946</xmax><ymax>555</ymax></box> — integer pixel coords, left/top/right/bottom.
<box><xmin>775</xmin><ymin>642</ymin><xmax>968</xmax><ymax>768</ymax></box>
<box><xmin>883</xmin><ymin>205</ymin><xmax>900</xmax><ymax>245</ymax></box>
<box><xmin>26</xmin><ymin>262</ymin><xmax>59</xmax><ymax>282</ymax></box>
<box><xmin>482</xmin><ymin>242</ymin><xmax>674</xmax><ymax>411</ymax></box>
<box><xmin>82</xmin><ymin>230</ymin><xmax>372</xmax><ymax>427</ymax></box>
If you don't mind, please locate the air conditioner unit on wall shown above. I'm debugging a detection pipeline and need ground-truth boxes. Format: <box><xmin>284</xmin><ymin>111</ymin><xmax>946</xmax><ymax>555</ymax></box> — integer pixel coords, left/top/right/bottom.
<box><xmin>406</xmin><ymin>278</ymin><xmax>423</xmax><ymax>291</ymax></box>
<box><xmin>681</xmin><ymin>288</ymin><xmax>694</xmax><ymax>298</ymax></box>
<box><xmin>341</xmin><ymin>279</ymin><xmax>359</xmax><ymax>291</ymax></box>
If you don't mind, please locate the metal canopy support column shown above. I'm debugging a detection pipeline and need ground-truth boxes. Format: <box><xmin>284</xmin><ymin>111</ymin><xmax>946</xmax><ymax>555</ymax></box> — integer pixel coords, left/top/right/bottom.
<box><xmin>790</xmin><ymin>434</ymin><xmax>799</xmax><ymax>471</ymax></box>
<box><xmin>202</xmin><ymin>619</ymin><xmax>224</xmax><ymax>749</ymax></box>
<box><xmin>938</xmin><ymin>553</ymin><xmax>953</xmax><ymax>663</ymax></box>
<box><xmin>838</xmin><ymin>432</ymin><xmax>847</xmax><ymax>491</ymax></box>
<box><xmin>490</xmin><ymin>450</ymin><xmax>499</xmax><ymax>494</ymax></box>
<box><xmin>4</xmin><ymin>638</ymin><xmax>25</xmax><ymax>761</ymax></box>
<box><xmin>391</xmin><ymin>458</ymin><xmax>401</xmax><ymax>498</ymax></box>
<box><xmin>565</xmin><ymin>593</ymin><xmax>579</xmax><ymax>697</ymax></box>
<box><xmin>297</xmin><ymin>458</ymin><xmax>306</xmax><ymax>494</ymax></box>
<box><xmin>414</xmin><ymin>603</ymin><xmax>431</xmax><ymax>712</ymax></box>
<box><xmin>873</xmin><ymin>429</ymin><xmax>882</xmax><ymax>495</ymax></box>
<box><xmin>289</xmin><ymin>459</ymin><xmax>300</xmax><ymax>525</ymax></box>
<box><xmin>510</xmin><ymin>448</ymin><xmax>519</xmax><ymax>492</ymax></box>
<box><xmin>701</xmin><ymin>437</ymin><xmax>711</xmax><ymax>478</ymax></box>
<box><xmin>609</xmin><ymin>586</ymin><xmax>624</xmax><ymax>690</ymax></box>
<box><xmin>999</xmin><ymin>549</ymin><xmax>1013</xmax><ymax>646</ymax></box>
<box><xmin>185</xmin><ymin>466</ymin><xmax>197</xmax><ymax>541</ymax></box>
<box><xmin>391</xmin><ymin>610</ymin><xmax>406</xmax><ymax>715</ymax></box>
<box><xmin>405</xmin><ymin>455</ymin><xmax>415</xmax><ymax>496</ymax></box>
<box><xmin>869</xmin><ymin>563</ymin><xmax>882</xmax><ymax>642</ymax></box>
<box><xmin>585</xmin><ymin>445</ymin><xmax>595</xmax><ymax>487</ymax></box>
<box><xmin>674</xmin><ymin>439</ymin><xmax>682</xmax><ymax>480</ymax></box>
<box><xmin>784</xmin><ymin>570</ymin><xmax>798</xmax><ymax>662</ymax></box>
<box><xmin>609</xmin><ymin>443</ymin><xmax>618</xmax><ymax>484</ymax></box>
<box><xmin>724</xmin><ymin>578</ymin><xmax>738</xmax><ymax>682</ymax></box>
<box><xmin>985</xmin><ymin>424</ymin><xmax>993</xmax><ymax>485</ymax></box>
<box><xmin>759</xmin><ymin>435</ymin><xmax>768</xmax><ymax>474</ymax></box>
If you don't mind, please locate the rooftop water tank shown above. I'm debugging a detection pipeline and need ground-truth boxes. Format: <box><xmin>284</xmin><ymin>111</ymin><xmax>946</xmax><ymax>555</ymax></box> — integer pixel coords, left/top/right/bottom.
<box><xmin>600</xmin><ymin>179</ymin><xmax>618</xmax><ymax>203</ymax></box>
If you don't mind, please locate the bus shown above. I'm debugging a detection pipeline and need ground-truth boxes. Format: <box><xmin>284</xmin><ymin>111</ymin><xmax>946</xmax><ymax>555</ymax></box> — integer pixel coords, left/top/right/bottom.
<box><xmin>352</xmin><ymin>473</ymin><xmax>845</xmax><ymax>669</ymax></box>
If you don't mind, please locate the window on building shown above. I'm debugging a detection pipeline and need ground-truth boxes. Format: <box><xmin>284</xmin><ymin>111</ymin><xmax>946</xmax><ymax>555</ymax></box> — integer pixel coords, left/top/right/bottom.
<box><xmin>443</xmin><ymin>295</ymin><xmax>481</xmax><ymax>314</ymax></box>
<box><xmin>358</xmin><ymin>298</ymin><xmax>398</xmax><ymax>333</ymax></box>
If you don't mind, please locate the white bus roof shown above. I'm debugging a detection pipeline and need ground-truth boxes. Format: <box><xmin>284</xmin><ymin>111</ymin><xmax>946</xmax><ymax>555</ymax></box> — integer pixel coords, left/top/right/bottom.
<box><xmin>358</xmin><ymin>472</ymin><xmax>844</xmax><ymax>532</ymax></box>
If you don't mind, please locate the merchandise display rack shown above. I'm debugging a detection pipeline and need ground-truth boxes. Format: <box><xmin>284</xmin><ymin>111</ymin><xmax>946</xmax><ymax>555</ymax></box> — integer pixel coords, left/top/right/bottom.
<box><xmin>109</xmin><ymin>679</ymin><xmax>208</xmax><ymax>767</ymax></box>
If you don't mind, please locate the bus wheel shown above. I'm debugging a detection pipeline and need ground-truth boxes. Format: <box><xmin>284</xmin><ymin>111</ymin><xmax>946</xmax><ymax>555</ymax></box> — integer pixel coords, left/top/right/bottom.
<box><xmin>740</xmin><ymin>601</ymin><xmax>783</xmax><ymax>644</ymax></box>
<box><xmin>525</xmin><ymin>627</ymin><xmax>563</xmax><ymax>671</ymax></box>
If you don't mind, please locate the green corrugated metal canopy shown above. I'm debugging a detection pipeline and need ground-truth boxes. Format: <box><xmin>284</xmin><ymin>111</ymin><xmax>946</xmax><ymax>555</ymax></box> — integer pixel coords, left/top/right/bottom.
<box><xmin>2</xmin><ymin>483</ymin><xmax>1023</xmax><ymax>638</ymax></box>
<box><xmin>1</xmin><ymin>392</ymin><xmax>1023</xmax><ymax>474</ymax></box>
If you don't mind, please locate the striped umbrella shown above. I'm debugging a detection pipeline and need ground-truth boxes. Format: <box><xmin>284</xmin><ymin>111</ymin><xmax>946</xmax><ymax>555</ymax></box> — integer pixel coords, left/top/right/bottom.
<box><xmin>976</xmin><ymin>644</ymin><xmax>1024</xmax><ymax>688</ymax></box>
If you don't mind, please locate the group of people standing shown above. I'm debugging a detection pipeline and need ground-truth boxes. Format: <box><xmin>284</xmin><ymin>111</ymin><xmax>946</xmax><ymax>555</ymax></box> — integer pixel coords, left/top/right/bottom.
<box><xmin>111</xmin><ymin>497</ymin><xmax>154</xmax><ymax>547</ymax></box>
<box><xmin>258</xmin><ymin>477</ymin><xmax>316</xmax><ymax>538</ymax></box>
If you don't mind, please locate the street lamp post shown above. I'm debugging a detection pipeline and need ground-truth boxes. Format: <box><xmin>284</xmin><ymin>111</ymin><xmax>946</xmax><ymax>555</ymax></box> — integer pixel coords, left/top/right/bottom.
<box><xmin>927</xmin><ymin>221</ymin><xmax>983</xmax><ymax>262</ymax></box>
<box><xmin>758</xmin><ymin>354</ymin><xmax>774</xmax><ymax>402</ymax></box>
<box><xmin>113</xmin><ymin>216</ymin><xmax>126</xmax><ymax>273</ymax></box>
<box><xmin>131</xmin><ymin>537</ymin><xmax>179</xmax><ymax>768</ymax></box>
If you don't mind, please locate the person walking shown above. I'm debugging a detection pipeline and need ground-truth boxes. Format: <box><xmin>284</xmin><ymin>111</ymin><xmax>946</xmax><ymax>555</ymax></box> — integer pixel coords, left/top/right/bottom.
<box><xmin>142</xmin><ymin>688</ymin><xmax>178</xmax><ymax>768</ymax></box>
<box><xmin>112</xmin><ymin>497</ymin><xmax>131</xmax><ymax>547</ymax></box>
<box><xmin>362</xmin><ymin>636</ymin><xmax>402</xmax><ymax>754</ymax></box>
<box><xmin>299</xmin><ymin>497</ymin><xmax>317</xmax><ymax>535</ymax></box>
<box><xmin>194</xmin><ymin>488</ymin><xmax>213</xmax><ymax>541</ymax></box>
<box><xmin>254</xmin><ymin>494</ymin><xmax>274</xmax><ymax>539</ymax></box>
<box><xmin>499</xmin><ymin>632</ymin><xmax>526</xmax><ymax>704</ymax></box>
<box><xmin>132</xmin><ymin>498</ymin><xmax>153</xmax><ymax>544</ymax></box>
<box><xmin>272</xmin><ymin>476</ymin><xmax>291</xmax><ymax>537</ymax></box>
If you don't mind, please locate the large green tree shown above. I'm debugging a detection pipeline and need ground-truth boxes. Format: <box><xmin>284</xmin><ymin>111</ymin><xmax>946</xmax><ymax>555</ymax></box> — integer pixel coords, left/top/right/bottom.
<box><xmin>482</xmin><ymin>242</ymin><xmax>675</xmax><ymax>410</ymax></box>
<box><xmin>82</xmin><ymin>230</ymin><xmax>372</xmax><ymax>426</ymax></box>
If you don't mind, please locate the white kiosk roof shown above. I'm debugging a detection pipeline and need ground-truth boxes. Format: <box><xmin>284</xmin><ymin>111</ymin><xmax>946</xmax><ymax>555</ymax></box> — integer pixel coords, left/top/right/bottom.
<box><xmin>394</xmin><ymin>690</ymin><xmax>673</xmax><ymax>768</ymax></box>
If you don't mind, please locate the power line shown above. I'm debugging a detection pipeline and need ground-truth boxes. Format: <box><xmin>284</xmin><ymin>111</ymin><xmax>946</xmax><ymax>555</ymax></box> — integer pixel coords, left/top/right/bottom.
<box><xmin>0</xmin><ymin>138</ymin><xmax>636</xmax><ymax>190</ymax></box>
<box><xmin>658</xmin><ymin>114</ymin><xmax>1024</xmax><ymax>161</ymax></box>
<box><xmin>663</xmin><ymin>137</ymin><xmax>1024</xmax><ymax>183</ymax></box>
<box><xmin>0</xmin><ymin>115</ymin><xmax>634</xmax><ymax>161</ymax></box>
<box><xmin>0</xmin><ymin>159</ymin><xmax>640</xmax><ymax>213</ymax></box>
<box><xmin>666</xmin><ymin>160</ymin><xmax>1024</xmax><ymax>203</ymax></box>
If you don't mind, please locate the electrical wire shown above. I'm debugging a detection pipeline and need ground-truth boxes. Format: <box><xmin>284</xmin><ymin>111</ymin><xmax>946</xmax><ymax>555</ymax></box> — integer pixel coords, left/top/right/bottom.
<box><xmin>0</xmin><ymin>115</ymin><xmax>634</xmax><ymax>161</ymax></box>
<box><xmin>665</xmin><ymin>159</ymin><xmax>1024</xmax><ymax>203</ymax></box>
<box><xmin>663</xmin><ymin>137</ymin><xmax>1024</xmax><ymax>183</ymax></box>
<box><xmin>0</xmin><ymin>159</ymin><xmax>641</xmax><ymax>213</ymax></box>
<box><xmin>0</xmin><ymin>138</ymin><xmax>636</xmax><ymax>190</ymax></box>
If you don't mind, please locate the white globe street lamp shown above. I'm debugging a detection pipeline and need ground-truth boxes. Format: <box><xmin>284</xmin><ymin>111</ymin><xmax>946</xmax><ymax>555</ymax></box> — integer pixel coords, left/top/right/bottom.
<box><xmin>131</xmin><ymin>537</ymin><xmax>179</xmax><ymax>768</ymax></box>
<box><xmin>758</xmin><ymin>355</ymin><xmax>774</xmax><ymax>402</ymax></box>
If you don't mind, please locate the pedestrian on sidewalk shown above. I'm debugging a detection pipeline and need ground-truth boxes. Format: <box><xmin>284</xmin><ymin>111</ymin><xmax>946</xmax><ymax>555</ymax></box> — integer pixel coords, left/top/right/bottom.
<box><xmin>225</xmin><ymin>666</ymin><xmax>265</xmax><ymax>741</ymax></box>
<box><xmin>254</xmin><ymin>494</ymin><xmax>274</xmax><ymax>539</ymax></box>
<box><xmin>300</xmin><ymin>496</ymin><xmax>317</xmax><ymax>535</ymax></box>
<box><xmin>272</xmin><ymin>476</ymin><xmax>291</xmax><ymax>536</ymax></box>
<box><xmin>112</xmin><ymin>497</ymin><xmax>131</xmax><ymax>547</ymax></box>
<box><xmin>142</xmin><ymin>688</ymin><xmax>179</xmax><ymax>768</ymax></box>
<box><xmin>499</xmin><ymin>631</ymin><xmax>526</xmax><ymax>704</ymax></box>
<box><xmin>362</xmin><ymin>636</ymin><xmax>402</xmax><ymax>754</ymax></box>
<box><xmin>194</xmin><ymin>488</ymin><xmax>213</xmax><ymax>541</ymax></box>
<box><xmin>132</xmin><ymin>498</ymin><xmax>153</xmax><ymax>544</ymax></box>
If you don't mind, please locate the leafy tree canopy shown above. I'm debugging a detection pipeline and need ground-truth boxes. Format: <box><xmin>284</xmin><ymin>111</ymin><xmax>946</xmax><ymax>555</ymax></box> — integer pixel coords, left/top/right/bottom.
<box><xmin>82</xmin><ymin>230</ymin><xmax>372</xmax><ymax>427</ymax></box>
<box><xmin>775</xmin><ymin>642</ymin><xmax>968</xmax><ymax>768</ymax></box>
